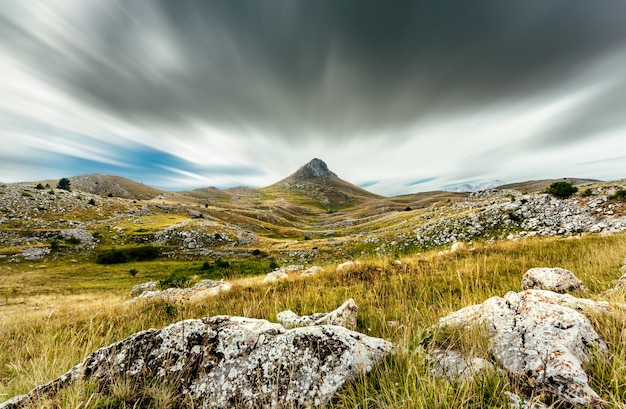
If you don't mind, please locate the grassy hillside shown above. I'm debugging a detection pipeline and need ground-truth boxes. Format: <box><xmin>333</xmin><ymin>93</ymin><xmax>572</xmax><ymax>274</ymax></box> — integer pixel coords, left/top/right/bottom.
<box><xmin>2</xmin><ymin>233</ymin><xmax>626</xmax><ymax>408</ymax></box>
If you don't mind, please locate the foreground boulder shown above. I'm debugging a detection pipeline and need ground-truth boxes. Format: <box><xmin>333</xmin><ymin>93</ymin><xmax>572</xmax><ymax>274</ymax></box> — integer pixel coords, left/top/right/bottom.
<box><xmin>436</xmin><ymin>289</ymin><xmax>607</xmax><ymax>408</ymax></box>
<box><xmin>1</xmin><ymin>316</ymin><xmax>392</xmax><ymax>409</ymax></box>
<box><xmin>521</xmin><ymin>267</ymin><xmax>588</xmax><ymax>293</ymax></box>
<box><xmin>277</xmin><ymin>299</ymin><xmax>358</xmax><ymax>330</ymax></box>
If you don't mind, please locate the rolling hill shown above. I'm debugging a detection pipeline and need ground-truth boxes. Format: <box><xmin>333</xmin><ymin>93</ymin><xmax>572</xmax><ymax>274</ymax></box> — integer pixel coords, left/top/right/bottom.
<box><xmin>41</xmin><ymin>174</ymin><xmax>164</xmax><ymax>200</ymax></box>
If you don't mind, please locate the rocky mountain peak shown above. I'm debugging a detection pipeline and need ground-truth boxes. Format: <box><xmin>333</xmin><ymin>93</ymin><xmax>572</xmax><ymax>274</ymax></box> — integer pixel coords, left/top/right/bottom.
<box><xmin>290</xmin><ymin>158</ymin><xmax>338</xmax><ymax>181</ymax></box>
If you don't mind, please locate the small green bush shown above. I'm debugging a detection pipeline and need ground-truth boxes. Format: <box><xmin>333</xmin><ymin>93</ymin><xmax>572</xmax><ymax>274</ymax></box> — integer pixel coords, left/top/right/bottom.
<box><xmin>128</xmin><ymin>268</ymin><xmax>138</xmax><ymax>277</ymax></box>
<box><xmin>581</xmin><ymin>188</ymin><xmax>593</xmax><ymax>197</ymax></box>
<box><xmin>65</xmin><ymin>236</ymin><xmax>81</xmax><ymax>245</ymax></box>
<box><xmin>96</xmin><ymin>246</ymin><xmax>160</xmax><ymax>264</ymax></box>
<box><xmin>610</xmin><ymin>189</ymin><xmax>626</xmax><ymax>201</ymax></box>
<box><xmin>546</xmin><ymin>181</ymin><xmax>578</xmax><ymax>198</ymax></box>
<box><xmin>35</xmin><ymin>183</ymin><xmax>44</xmax><ymax>190</ymax></box>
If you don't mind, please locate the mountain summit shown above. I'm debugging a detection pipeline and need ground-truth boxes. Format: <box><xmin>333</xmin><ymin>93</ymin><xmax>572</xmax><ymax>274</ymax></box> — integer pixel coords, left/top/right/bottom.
<box><xmin>289</xmin><ymin>158</ymin><xmax>338</xmax><ymax>181</ymax></box>
<box><xmin>269</xmin><ymin>158</ymin><xmax>381</xmax><ymax>210</ymax></box>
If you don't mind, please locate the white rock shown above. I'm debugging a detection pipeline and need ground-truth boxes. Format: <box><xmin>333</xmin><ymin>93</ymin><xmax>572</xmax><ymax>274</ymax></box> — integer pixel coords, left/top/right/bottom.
<box><xmin>0</xmin><ymin>316</ymin><xmax>393</xmax><ymax>409</ymax></box>
<box><xmin>263</xmin><ymin>268</ymin><xmax>289</xmax><ymax>283</ymax></box>
<box><xmin>436</xmin><ymin>289</ymin><xmax>607</xmax><ymax>408</ymax></box>
<box><xmin>277</xmin><ymin>299</ymin><xmax>359</xmax><ymax>330</ymax></box>
<box><xmin>301</xmin><ymin>265</ymin><xmax>324</xmax><ymax>277</ymax></box>
<box><xmin>450</xmin><ymin>241</ymin><xmax>466</xmax><ymax>252</ymax></box>
<box><xmin>126</xmin><ymin>280</ymin><xmax>231</xmax><ymax>303</ymax></box>
<box><xmin>521</xmin><ymin>267</ymin><xmax>588</xmax><ymax>293</ymax></box>
<box><xmin>336</xmin><ymin>260</ymin><xmax>358</xmax><ymax>272</ymax></box>
<box><xmin>129</xmin><ymin>281</ymin><xmax>158</xmax><ymax>297</ymax></box>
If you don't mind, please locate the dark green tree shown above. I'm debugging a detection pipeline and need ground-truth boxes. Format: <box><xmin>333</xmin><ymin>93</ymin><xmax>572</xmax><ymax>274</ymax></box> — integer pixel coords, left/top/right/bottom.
<box><xmin>57</xmin><ymin>177</ymin><xmax>71</xmax><ymax>191</ymax></box>
<box><xmin>546</xmin><ymin>181</ymin><xmax>578</xmax><ymax>198</ymax></box>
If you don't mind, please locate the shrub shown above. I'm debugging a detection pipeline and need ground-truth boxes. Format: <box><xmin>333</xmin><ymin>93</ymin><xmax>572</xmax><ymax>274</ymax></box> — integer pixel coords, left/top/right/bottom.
<box><xmin>128</xmin><ymin>268</ymin><xmax>138</xmax><ymax>277</ymax></box>
<box><xmin>96</xmin><ymin>246</ymin><xmax>160</xmax><ymax>264</ymax></box>
<box><xmin>35</xmin><ymin>183</ymin><xmax>44</xmax><ymax>190</ymax></box>
<box><xmin>65</xmin><ymin>236</ymin><xmax>81</xmax><ymax>245</ymax></box>
<box><xmin>610</xmin><ymin>190</ymin><xmax>626</xmax><ymax>201</ymax></box>
<box><xmin>546</xmin><ymin>181</ymin><xmax>578</xmax><ymax>198</ymax></box>
<box><xmin>269</xmin><ymin>259</ymin><xmax>279</xmax><ymax>270</ymax></box>
<box><xmin>88</xmin><ymin>198</ymin><xmax>96</xmax><ymax>206</ymax></box>
<box><xmin>57</xmin><ymin>178</ymin><xmax>71</xmax><ymax>191</ymax></box>
<box><xmin>49</xmin><ymin>240</ymin><xmax>60</xmax><ymax>251</ymax></box>
<box><xmin>581</xmin><ymin>188</ymin><xmax>593</xmax><ymax>197</ymax></box>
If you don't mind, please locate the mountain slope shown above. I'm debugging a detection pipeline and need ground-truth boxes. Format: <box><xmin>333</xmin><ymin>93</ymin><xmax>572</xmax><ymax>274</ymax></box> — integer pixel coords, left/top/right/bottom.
<box><xmin>42</xmin><ymin>174</ymin><xmax>164</xmax><ymax>200</ymax></box>
<box><xmin>498</xmin><ymin>178</ymin><xmax>600</xmax><ymax>193</ymax></box>
<box><xmin>265</xmin><ymin>158</ymin><xmax>382</xmax><ymax>210</ymax></box>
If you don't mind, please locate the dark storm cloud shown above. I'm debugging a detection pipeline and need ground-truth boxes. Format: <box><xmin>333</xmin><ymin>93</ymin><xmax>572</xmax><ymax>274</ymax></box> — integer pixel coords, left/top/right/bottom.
<box><xmin>3</xmin><ymin>0</ymin><xmax>626</xmax><ymax>143</ymax></box>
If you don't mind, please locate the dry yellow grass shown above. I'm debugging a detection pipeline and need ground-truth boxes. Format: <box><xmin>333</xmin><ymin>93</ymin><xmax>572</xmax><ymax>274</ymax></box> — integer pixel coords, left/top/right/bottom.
<box><xmin>1</xmin><ymin>233</ymin><xmax>626</xmax><ymax>407</ymax></box>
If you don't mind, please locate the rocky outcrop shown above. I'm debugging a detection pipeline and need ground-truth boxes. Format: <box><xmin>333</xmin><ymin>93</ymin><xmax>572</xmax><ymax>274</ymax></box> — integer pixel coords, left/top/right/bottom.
<box><xmin>521</xmin><ymin>267</ymin><xmax>588</xmax><ymax>293</ymax></box>
<box><xmin>0</xmin><ymin>316</ymin><xmax>393</xmax><ymax>409</ymax></box>
<box><xmin>126</xmin><ymin>280</ymin><xmax>231</xmax><ymax>304</ymax></box>
<box><xmin>129</xmin><ymin>281</ymin><xmax>158</xmax><ymax>297</ymax></box>
<box><xmin>277</xmin><ymin>299</ymin><xmax>358</xmax><ymax>330</ymax></box>
<box><xmin>435</xmin><ymin>290</ymin><xmax>608</xmax><ymax>408</ymax></box>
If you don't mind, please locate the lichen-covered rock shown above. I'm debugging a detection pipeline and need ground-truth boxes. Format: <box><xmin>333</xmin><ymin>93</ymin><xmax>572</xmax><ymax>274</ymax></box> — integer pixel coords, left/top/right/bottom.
<box><xmin>521</xmin><ymin>267</ymin><xmax>588</xmax><ymax>293</ymax></box>
<box><xmin>429</xmin><ymin>349</ymin><xmax>494</xmax><ymax>382</ymax></box>
<box><xmin>436</xmin><ymin>289</ymin><xmax>607</xmax><ymax>408</ymax></box>
<box><xmin>301</xmin><ymin>266</ymin><xmax>323</xmax><ymax>277</ymax></box>
<box><xmin>0</xmin><ymin>316</ymin><xmax>393</xmax><ymax>409</ymax></box>
<box><xmin>277</xmin><ymin>299</ymin><xmax>358</xmax><ymax>330</ymax></box>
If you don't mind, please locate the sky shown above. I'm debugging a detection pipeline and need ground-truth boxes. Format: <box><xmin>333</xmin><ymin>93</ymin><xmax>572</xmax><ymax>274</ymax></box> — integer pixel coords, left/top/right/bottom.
<box><xmin>1</xmin><ymin>0</ymin><xmax>626</xmax><ymax>196</ymax></box>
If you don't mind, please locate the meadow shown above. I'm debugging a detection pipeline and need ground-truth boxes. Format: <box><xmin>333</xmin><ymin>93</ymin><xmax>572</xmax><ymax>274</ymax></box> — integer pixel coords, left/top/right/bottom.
<box><xmin>2</xmin><ymin>233</ymin><xmax>626</xmax><ymax>408</ymax></box>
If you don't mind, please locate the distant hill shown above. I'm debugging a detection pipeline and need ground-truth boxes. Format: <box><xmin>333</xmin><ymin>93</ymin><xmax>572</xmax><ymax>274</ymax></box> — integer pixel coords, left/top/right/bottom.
<box><xmin>41</xmin><ymin>174</ymin><xmax>164</xmax><ymax>200</ymax></box>
<box><xmin>498</xmin><ymin>178</ymin><xmax>601</xmax><ymax>193</ymax></box>
<box><xmin>265</xmin><ymin>158</ymin><xmax>382</xmax><ymax>210</ymax></box>
<box><xmin>445</xmin><ymin>180</ymin><xmax>506</xmax><ymax>193</ymax></box>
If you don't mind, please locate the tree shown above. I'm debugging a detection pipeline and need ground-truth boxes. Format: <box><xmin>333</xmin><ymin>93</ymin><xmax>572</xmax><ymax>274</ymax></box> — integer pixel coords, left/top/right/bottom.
<box><xmin>57</xmin><ymin>177</ymin><xmax>71</xmax><ymax>191</ymax></box>
<box><xmin>546</xmin><ymin>181</ymin><xmax>578</xmax><ymax>198</ymax></box>
<box><xmin>35</xmin><ymin>183</ymin><xmax>44</xmax><ymax>190</ymax></box>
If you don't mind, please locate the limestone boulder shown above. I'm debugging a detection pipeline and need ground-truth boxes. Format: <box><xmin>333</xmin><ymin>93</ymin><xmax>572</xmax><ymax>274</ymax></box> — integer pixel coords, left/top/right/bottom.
<box><xmin>301</xmin><ymin>265</ymin><xmax>323</xmax><ymax>277</ymax></box>
<box><xmin>336</xmin><ymin>260</ymin><xmax>359</xmax><ymax>272</ymax></box>
<box><xmin>436</xmin><ymin>289</ymin><xmax>607</xmax><ymax>408</ymax></box>
<box><xmin>0</xmin><ymin>316</ymin><xmax>393</xmax><ymax>409</ymax></box>
<box><xmin>277</xmin><ymin>298</ymin><xmax>358</xmax><ymax>330</ymax></box>
<box><xmin>521</xmin><ymin>267</ymin><xmax>588</xmax><ymax>293</ymax></box>
<box><xmin>263</xmin><ymin>269</ymin><xmax>288</xmax><ymax>283</ymax></box>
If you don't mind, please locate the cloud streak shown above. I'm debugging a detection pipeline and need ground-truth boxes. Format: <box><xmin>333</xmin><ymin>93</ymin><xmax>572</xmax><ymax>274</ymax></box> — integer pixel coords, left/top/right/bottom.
<box><xmin>1</xmin><ymin>0</ymin><xmax>626</xmax><ymax>195</ymax></box>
